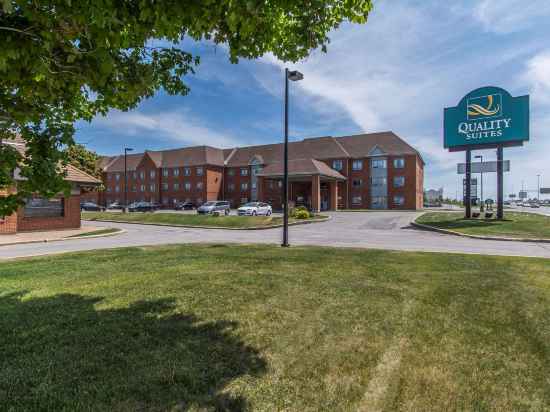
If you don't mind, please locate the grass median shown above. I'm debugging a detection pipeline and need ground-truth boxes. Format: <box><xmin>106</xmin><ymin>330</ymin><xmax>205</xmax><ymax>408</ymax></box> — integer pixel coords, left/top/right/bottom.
<box><xmin>82</xmin><ymin>211</ymin><xmax>325</xmax><ymax>229</ymax></box>
<box><xmin>1</xmin><ymin>244</ymin><xmax>549</xmax><ymax>410</ymax></box>
<box><xmin>416</xmin><ymin>211</ymin><xmax>550</xmax><ymax>239</ymax></box>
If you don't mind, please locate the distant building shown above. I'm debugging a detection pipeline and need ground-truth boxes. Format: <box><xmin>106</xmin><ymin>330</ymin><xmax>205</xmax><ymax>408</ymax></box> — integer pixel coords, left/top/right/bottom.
<box><xmin>424</xmin><ymin>188</ymin><xmax>443</xmax><ymax>204</ymax></box>
<box><xmin>86</xmin><ymin>131</ymin><xmax>425</xmax><ymax>211</ymax></box>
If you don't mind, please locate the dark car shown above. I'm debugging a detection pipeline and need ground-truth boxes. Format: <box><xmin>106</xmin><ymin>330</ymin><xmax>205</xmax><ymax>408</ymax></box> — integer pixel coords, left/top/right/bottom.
<box><xmin>80</xmin><ymin>202</ymin><xmax>103</xmax><ymax>211</ymax></box>
<box><xmin>197</xmin><ymin>201</ymin><xmax>230</xmax><ymax>215</ymax></box>
<box><xmin>129</xmin><ymin>201</ymin><xmax>159</xmax><ymax>212</ymax></box>
<box><xmin>174</xmin><ymin>201</ymin><xmax>195</xmax><ymax>210</ymax></box>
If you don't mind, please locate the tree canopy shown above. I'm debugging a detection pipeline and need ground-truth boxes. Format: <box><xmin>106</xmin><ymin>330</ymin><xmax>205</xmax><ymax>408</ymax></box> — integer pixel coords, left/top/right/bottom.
<box><xmin>0</xmin><ymin>0</ymin><xmax>373</xmax><ymax>216</ymax></box>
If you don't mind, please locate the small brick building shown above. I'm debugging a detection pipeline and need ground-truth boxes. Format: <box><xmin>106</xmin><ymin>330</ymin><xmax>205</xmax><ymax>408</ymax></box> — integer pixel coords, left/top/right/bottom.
<box><xmin>0</xmin><ymin>137</ymin><xmax>101</xmax><ymax>234</ymax></box>
<box><xmin>90</xmin><ymin>131</ymin><xmax>424</xmax><ymax>211</ymax></box>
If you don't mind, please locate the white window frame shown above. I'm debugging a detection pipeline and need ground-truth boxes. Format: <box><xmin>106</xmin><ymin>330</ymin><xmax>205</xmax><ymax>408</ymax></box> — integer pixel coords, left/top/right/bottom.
<box><xmin>393</xmin><ymin>158</ymin><xmax>405</xmax><ymax>169</ymax></box>
<box><xmin>352</xmin><ymin>160</ymin><xmax>363</xmax><ymax>171</ymax></box>
<box><xmin>332</xmin><ymin>160</ymin><xmax>343</xmax><ymax>171</ymax></box>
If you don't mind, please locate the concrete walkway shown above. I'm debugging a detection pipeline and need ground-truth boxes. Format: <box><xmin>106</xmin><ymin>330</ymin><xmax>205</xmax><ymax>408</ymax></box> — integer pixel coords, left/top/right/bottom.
<box><xmin>1</xmin><ymin>211</ymin><xmax>550</xmax><ymax>260</ymax></box>
<box><xmin>0</xmin><ymin>226</ymin><xmax>102</xmax><ymax>246</ymax></box>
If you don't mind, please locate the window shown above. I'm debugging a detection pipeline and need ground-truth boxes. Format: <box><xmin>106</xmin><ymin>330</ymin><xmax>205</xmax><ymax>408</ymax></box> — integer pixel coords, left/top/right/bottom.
<box><xmin>228</xmin><ymin>168</ymin><xmax>235</xmax><ymax>176</ymax></box>
<box><xmin>240</xmin><ymin>168</ymin><xmax>249</xmax><ymax>176</ymax></box>
<box><xmin>149</xmin><ymin>184</ymin><xmax>155</xmax><ymax>192</ymax></box>
<box><xmin>393</xmin><ymin>158</ymin><xmax>405</xmax><ymax>169</ymax></box>
<box><xmin>139</xmin><ymin>171</ymin><xmax>145</xmax><ymax>179</ymax></box>
<box><xmin>106</xmin><ymin>187</ymin><xmax>111</xmax><ymax>193</ymax></box>
<box><xmin>227</xmin><ymin>183</ymin><xmax>235</xmax><ymax>192</ymax></box>
<box><xmin>115</xmin><ymin>185</ymin><xmax>120</xmax><ymax>193</ymax></box>
<box><xmin>352</xmin><ymin>160</ymin><xmax>363</xmax><ymax>171</ymax></box>
<box><xmin>241</xmin><ymin>197</ymin><xmax>248</xmax><ymax>205</ymax></box>
<box><xmin>241</xmin><ymin>182</ymin><xmax>249</xmax><ymax>191</ymax></box>
<box><xmin>278</xmin><ymin>180</ymin><xmax>283</xmax><ymax>188</ymax></box>
<box><xmin>163</xmin><ymin>168</ymin><xmax>169</xmax><ymax>177</ymax></box>
<box><xmin>393</xmin><ymin>176</ymin><xmax>405</xmax><ymax>188</ymax></box>
<box><xmin>393</xmin><ymin>195</ymin><xmax>405</xmax><ymax>206</ymax></box>
<box><xmin>131</xmin><ymin>185</ymin><xmax>137</xmax><ymax>192</ymax></box>
<box><xmin>162</xmin><ymin>198</ymin><xmax>169</xmax><ymax>205</ymax></box>
<box><xmin>352</xmin><ymin>196</ymin><xmax>362</xmax><ymax>205</ymax></box>
<box><xmin>115</xmin><ymin>173</ymin><xmax>120</xmax><ymax>181</ymax></box>
<box><xmin>184</xmin><ymin>167</ymin><xmax>191</xmax><ymax>176</ymax></box>
<box><xmin>251</xmin><ymin>182</ymin><xmax>257</xmax><ymax>189</ymax></box>
<box><xmin>371</xmin><ymin>196</ymin><xmax>386</xmax><ymax>207</ymax></box>
<box><xmin>371</xmin><ymin>177</ymin><xmax>387</xmax><ymax>187</ymax></box>
<box><xmin>132</xmin><ymin>171</ymin><xmax>137</xmax><ymax>179</ymax></box>
<box><xmin>196</xmin><ymin>182</ymin><xmax>203</xmax><ymax>190</ymax></box>
<box><xmin>23</xmin><ymin>197</ymin><xmax>64</xmax><ymax>218</ymax></box>
<box><xmin>352</xmin><ymin>179</ymin><xmax>363</xmax><ymax>188</ymax></box>
<box><xmin>150</xmin><ymin>170</ymin><xmax>156</xmax><ymax>179</ymax></box>
<box><xmin>173</xmin><ymin>168</ymin><xmax>180</xmax><ymax>177</ymax></box>
<box><xmin>332</xmin><ymin>160</ymin><xmax>343</xmax><ymax>171</ymax></box>
<box><xmin>196</xmin><ymin>167</ymin><xmax>204</xmax><ymax>176</ymax></box>
<box><xmin>107</xmin><ymin>174</ymin><xmax>112</xmax><ymax>181</ymax></box>
<box><xmin>184</xmin><ymin>182</ymin><xmax>191</xmax><ymax>191</ymax></box>
<box><xmin>140</xmin><ymin>185</ymin><xmax>145</xmax><ymax>192</ymax></box>
<box><xmin>268</xmin><ymin>180</ymin><xmax>274</xmax><ymax>189</ymax></box>
<box><xmin>162</xmin><ymin>183</ymin><xmax>169</xmax><ymax>191</ymax></box>
<box><xmin>173</xmin><ymin>183</ymin><xmax>179</xmax><ymax>191</ymax></box>
<box><xmin>371</xmin><ymin>159</ymin><xmax>387</xmax><ymax>169</ymax></box>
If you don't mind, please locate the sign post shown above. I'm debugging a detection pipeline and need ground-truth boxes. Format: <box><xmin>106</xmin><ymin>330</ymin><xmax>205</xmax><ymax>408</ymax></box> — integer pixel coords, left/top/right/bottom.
<box><xmin>444</xmin><ymin>86</ymin><xmax>529</xmax><ymax>219</ymax></box>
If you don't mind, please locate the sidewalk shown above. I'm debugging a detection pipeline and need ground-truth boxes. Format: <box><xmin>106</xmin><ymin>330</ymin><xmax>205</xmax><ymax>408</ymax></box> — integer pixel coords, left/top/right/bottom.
<box><xmin>0</xmin><ymin>226</ymin><xmax>102</xmax><ymax>246</ymax></box>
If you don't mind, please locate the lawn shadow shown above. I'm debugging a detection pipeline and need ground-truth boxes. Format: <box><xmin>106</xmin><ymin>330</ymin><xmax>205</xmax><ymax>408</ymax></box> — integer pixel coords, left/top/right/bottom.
<box><xmin>0</xmin><ymin>292</ymin><xmax>265</xmax><ymax>411</ymax></box>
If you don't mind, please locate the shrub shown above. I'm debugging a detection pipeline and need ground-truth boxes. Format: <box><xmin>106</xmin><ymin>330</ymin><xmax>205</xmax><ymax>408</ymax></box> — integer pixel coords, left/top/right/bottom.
<box><xmin>294</xmin><ymin>209</ymin><xmax>310</xmax><ymax>220</ymax></box>
<box><xmin>290</xmin><ymin>206</ymin><xmax>309</xmax><ymax>218</ymax></box>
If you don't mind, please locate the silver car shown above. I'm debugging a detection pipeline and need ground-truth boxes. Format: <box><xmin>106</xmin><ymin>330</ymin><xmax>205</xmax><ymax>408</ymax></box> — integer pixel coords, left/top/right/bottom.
<box><xmin>238</xmin><ymin>202</ymin><xmax>272</xmax><ymax>216</ymax></box>
<box><xmin>197</xmin><ymin>201</ymin><xmax>230</xmax><ymax>215</ymax></box>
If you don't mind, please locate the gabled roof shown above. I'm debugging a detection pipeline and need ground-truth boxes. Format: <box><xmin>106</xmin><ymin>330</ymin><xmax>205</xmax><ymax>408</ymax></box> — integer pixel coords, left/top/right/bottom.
<box><xmin>257</xmin><ymin>158</ymin><xmax>346</xmax><ymax>180</ymax></box>
<box><xmin>2</xmin><ymin>136</ymin><xmax>101</xmax><ymax>185</ymax></box>
<box><xmin>337</xmin><ymin>132</ymin><xmax>424</xmax><ymax>163</ymax></box>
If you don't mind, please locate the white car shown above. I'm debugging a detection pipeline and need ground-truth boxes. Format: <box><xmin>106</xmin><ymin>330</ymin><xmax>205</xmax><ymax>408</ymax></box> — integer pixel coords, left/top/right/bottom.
<box><xmin>238</xmin><ymin>202</ymin><xmax>272</xmax><ymax>216</ymax></box>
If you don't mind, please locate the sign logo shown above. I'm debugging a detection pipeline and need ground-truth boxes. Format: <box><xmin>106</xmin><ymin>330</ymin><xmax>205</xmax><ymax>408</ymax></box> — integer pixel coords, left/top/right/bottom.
<box><xmin>467</xmin><ymin>94</ymin><xmax>502</xmax><ymax>120</ymax></box>
<box><xmin>444</xmin><ymin>86</ymin><xmax>529</xmax><ymax>150</ymax></box>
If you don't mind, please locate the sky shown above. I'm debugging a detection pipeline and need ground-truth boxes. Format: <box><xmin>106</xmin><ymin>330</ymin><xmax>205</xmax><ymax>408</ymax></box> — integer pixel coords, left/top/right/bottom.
<box><xmin>76</xmin><ymin>0</ymin><xmax>550</xmax><ymax>201</ymax></box>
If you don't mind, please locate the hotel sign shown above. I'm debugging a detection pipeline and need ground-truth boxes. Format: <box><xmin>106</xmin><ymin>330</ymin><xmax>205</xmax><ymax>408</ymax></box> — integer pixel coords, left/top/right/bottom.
<box><xmin>444</xmin><ymin>86</ymin><xmax>529</xmax><ymax>151</ymax></box>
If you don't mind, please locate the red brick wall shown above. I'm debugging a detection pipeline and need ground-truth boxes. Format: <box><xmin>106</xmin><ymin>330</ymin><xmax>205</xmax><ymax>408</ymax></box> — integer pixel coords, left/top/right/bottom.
<box><xmin>17</xmin><ymin>195</ymin><xmax>81</xmax><ymax>232</ymax></box>
<box><xmin>387</xmin><ymin>154</ymin><xmax>421</xmax><ymax>210</ymax></box>
<box><xmin>0</xmin><ymin>187</ymin><xmax>18</xmax><ymax>234</ymax></box>
<box><xmin>348</xmin><ymin>159</ymin><xmax>370</xmax><ymax>209</ymax></box>
<box><xmin>223</xmin><ymin>166</ymin><xmax>251</xmax><ymax>208</ymax></box>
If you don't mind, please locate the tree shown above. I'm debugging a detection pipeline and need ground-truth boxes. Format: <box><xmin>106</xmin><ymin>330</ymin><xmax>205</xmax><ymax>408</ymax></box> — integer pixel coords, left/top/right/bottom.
<box><xmin>66</xmin><ymin>144</ymin><xmax>101</xmax><ymax>178</ymax></box>
<box><xmin>0</xmin><ymin>0</ymin><xmax>373</xmax><ymax>216</ymax></box>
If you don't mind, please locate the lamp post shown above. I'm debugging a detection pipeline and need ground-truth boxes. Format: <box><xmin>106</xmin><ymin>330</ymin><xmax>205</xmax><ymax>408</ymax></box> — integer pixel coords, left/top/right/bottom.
<box><xmin>537</xmin><ymin>175</ymin><xmax>540</xmax><ymax>203</ymax></box>
<box><xmin>475</xmin><ymin>155</ymin><xmax>483</xmax><ymax>212</ymax></box>
<box><xmin>124</xmin><ymin>147</ymin><xmax>133</xmax><ymax>212</ymax></box>
<box><xmin>282</xmin><ymin>68</ymin><xmax>304</xmax><ymax>247</ymax></box>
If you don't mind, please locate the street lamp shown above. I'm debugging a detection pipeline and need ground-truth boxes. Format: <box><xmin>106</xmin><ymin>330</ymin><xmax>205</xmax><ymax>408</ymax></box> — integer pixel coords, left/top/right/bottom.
<box><xmin>475</xmin><ymin>155</ymin><xmax>483</xmax><ymax>212</ymax></box>
<box><xmin>282</xmin><ymin>68</ymin><xmax>304</xmax><ymax>247</ymax></box>
<box><xmin>124</xmin><ymin>147</ymin><xmax>133</xmax><ymax>212</ymax></box>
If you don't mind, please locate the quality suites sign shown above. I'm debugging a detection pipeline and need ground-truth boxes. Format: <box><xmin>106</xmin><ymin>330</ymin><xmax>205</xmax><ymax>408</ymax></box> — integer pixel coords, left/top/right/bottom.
<box><xmin>444</xmin><ymin>86</ymin><xmax>529</xmax><ymax>150</ymax></box>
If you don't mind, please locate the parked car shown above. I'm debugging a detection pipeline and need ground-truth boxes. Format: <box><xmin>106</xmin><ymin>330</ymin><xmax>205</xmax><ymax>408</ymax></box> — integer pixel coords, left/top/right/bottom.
<box><xmin>174</xmin><ymin>201</ymin><xmax>195</xmax><ymax>210</ymax></box>
<box><xmin>529</xmin><ymin>202</ymin><xmax>540</xmax><ymax>208</ymax></box>
<box><xmin>129</xmin><ymin>201</ymin><xmax>159</xmax><ymax>212</ymax></box>
<box><xmin>80</xmin><ymin>202</ymin><xmax>103</xmax><ymax>211</ymax></box>
<box><xmin>238</xmin><ymin>202</ymin><xmax>272</xmax><ymax>216</ymax></box>
<box><xmin>107</xmin><ymin>202</ymin><xmax>124</xmax><ymax>210</ymax></box>
<box><xmin>197</xmin><ymin>201</ymin><xmax>230</xmax><ymax>215</ymax></box>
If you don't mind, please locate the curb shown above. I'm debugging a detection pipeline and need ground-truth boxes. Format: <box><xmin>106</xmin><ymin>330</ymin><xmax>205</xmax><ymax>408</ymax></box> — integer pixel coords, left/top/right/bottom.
<box><xmin>411</xmin><ymin>221</ymin><xmax>550</xmax><ymax>243</ymax></box>
<box><xmin>0</xmin><ymin>228</ymin><xmax>125</xmax><ymax>247</ymax></box>
<box><xmin>82</xmin><ymin>216</ymin><xmax>331</xmax><ymax>230</ymax></box>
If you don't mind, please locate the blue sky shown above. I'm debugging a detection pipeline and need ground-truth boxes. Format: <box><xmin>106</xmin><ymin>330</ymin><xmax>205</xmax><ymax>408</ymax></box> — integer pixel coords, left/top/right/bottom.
<box><xmin>76</xmin><ymin>0</ymin><xmax>550</xmax><ymax>200</ymax></box>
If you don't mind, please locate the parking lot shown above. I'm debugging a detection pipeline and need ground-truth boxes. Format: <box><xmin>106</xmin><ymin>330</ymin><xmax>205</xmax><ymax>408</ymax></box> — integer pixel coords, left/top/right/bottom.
<box><xmin>2</xmin><ymin>210</ymin><xmax>550</xmax><ymax>260</ymax></box>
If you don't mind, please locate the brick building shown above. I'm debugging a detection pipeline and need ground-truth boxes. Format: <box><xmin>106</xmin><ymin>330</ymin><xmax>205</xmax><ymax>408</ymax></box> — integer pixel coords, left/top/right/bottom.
<box><xmin>92</xmin><ymin>132</ymin><xmax>424</xmax><ymax>211</ymax></box>
<box><xmin>0</xmin><ymin>136</ymin><xmax>101</xmax><ymax>234</ymax></box>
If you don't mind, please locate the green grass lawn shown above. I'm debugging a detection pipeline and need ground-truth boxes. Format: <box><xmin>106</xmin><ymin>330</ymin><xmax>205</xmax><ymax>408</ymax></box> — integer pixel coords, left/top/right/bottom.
<box><xmin>1</xmin><ymin>245</ymin><xmax>550</xmax><ymax>411</ymax></box>
<box><xmin>82</xmin><ymin>211</ymin><xmax>323</xmax><ymax>228</ymax></box>
<box><xmin>417</xmin><ymin>211</ymin><xmax>550</xmax><ymax>239</ymax></box>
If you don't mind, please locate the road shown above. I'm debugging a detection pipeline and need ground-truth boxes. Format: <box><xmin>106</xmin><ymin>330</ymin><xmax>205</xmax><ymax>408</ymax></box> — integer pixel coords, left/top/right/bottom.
<box><xmin>2</xmin><ymin>211</ymin><xmax>550</xmax><ymax>260</ymax></box>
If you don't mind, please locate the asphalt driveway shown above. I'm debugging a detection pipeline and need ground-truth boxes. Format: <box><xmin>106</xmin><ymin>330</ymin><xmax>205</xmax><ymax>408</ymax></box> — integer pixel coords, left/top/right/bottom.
<box><xmin>2</xmin><ymin>211</ymin><xmax>550</xmax><ymax>259</ymax></box>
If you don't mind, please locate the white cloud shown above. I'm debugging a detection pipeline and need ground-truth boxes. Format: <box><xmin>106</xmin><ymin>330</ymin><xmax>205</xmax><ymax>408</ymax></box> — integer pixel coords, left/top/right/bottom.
<box><xmin>524</xmin><ymin>51</ymin><xmax>550</xmax><ymax>104</ymax></box>
<box><xmin>94</xmin><ymin>109</ymin><xmax>241</xmax><ymax>149</ymax></box>
<box><xmin>472</xmin><ymin>0</ymin><xmax>550</xmax><ymax>34</ymax></box>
